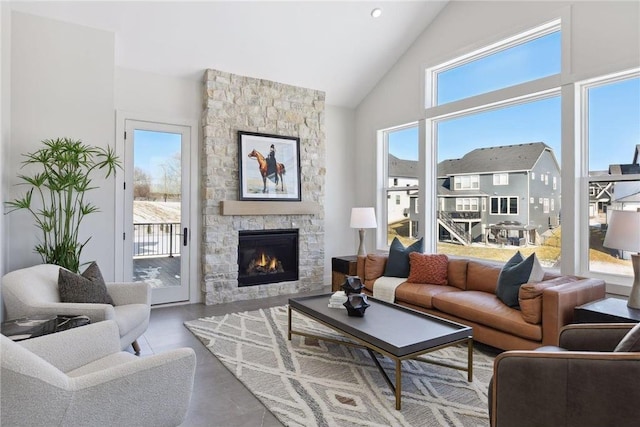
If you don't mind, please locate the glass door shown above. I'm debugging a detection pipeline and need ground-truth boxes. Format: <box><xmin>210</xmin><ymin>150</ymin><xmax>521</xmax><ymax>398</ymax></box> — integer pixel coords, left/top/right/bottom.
<box><xmin>124</xmin><ymin>120</ymin><xmax>191</xmax><ymax>304</ymax></box>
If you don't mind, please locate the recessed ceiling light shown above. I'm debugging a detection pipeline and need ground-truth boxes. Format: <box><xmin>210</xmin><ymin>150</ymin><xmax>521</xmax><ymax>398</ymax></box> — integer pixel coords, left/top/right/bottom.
<box><xmin>371</xmin><ymin>8</ymin><xmax>382</xmax><ymax>18</ymax></box>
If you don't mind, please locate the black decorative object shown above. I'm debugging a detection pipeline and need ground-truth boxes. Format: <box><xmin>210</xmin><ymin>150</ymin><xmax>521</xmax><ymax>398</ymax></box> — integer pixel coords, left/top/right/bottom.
<box><xmin>343</xmin><ymin>294</ymin><xmax>370</xmax><ymax>317</ymax></box>
<box><xmin>341</xmin><ymin>275</ymin><xmax>364</xmax><ymax>295</ymax></box>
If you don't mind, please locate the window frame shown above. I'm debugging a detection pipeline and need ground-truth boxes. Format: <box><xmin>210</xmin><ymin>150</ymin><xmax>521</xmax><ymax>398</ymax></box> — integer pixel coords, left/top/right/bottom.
<box><xmin>427</xmin><ymin>19</ymin><xmax>561</xmax><ymax>108</ymax></box>
<box><xmin>423</xmin><ymin>19</ymin><xmax>564</xmax><ymax>256</ymax></box>
<box><xmin>576</xmin><ymin>69</ymin><xmax>640</xmax><ymax>289</ymax></box>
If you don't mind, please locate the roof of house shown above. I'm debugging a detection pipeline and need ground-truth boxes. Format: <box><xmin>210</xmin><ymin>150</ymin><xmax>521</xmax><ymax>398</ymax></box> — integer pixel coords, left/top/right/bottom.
<box><xmin>389</xmin><ymin>154</ymin><xmax>419</xmax><ymax>179</ymax></box>
<box><xmin>438</xmin><ymin>142</ymin><xmax>555</xmax><ymax>177</ymax></box>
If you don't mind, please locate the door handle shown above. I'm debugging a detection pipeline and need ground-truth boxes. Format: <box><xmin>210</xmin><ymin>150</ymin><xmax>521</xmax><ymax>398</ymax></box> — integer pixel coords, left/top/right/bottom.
<box><xmin>183</xmin><ymin>228</ymin><xmax>188</xmax><ymax>246</ymax></box>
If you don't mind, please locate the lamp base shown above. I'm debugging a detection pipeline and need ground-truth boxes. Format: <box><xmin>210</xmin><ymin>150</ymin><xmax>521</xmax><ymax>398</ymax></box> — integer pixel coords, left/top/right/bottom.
<box><xmin>627</xmin><ymin>254</ymin><xmax>640</xmax><ymax>309</ymax></box>
<box><xmin>357</xmin><ymin>229</ymin><xmax>367</xmax><ymax>257</ymax></box>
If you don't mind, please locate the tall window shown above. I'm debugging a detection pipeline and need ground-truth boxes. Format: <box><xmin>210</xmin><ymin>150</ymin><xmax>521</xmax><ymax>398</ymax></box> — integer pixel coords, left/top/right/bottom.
<box><xmin>428</xmin><ymin>20</ymin><xmax>562</xmax><ymax>266</ymax></box>
<box><xmin>583</xmin><ymin>72</ymin><xmax>640</xmax><ymax>279</ymax></box>
<box><xmin>384</xmin><ymin>125</ymin><xmax>419</xmax><ymax>245</ymax></box>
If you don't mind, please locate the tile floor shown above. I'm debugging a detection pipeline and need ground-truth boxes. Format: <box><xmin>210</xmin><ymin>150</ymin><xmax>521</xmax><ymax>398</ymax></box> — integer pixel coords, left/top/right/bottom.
<box><xmin>137</xmin><ymin>288</ymin><xmax>328</xmax><ymax>427</ymax></box>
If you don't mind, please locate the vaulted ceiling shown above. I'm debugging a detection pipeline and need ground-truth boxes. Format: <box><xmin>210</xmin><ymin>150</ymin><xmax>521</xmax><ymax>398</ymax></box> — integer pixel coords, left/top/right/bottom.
<box><xmin>9</xmin><ymin>1</ymin><xmax>448</xmax><ymax>108</ymax></box>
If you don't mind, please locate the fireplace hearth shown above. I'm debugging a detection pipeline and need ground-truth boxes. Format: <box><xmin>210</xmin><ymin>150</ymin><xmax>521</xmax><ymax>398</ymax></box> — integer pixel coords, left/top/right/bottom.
<box><xmin>238</xmin><ymin>229</ymin><xmax>299</xmax><ymax>287</ymax></box>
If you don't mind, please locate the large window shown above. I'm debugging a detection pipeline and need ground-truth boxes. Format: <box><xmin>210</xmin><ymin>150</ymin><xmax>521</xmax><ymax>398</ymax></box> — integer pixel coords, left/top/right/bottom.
<box><xmin>583</xmin><ymin>73</ymin><xmax>640</xmax><ymax>280</ymax></box>
<box><xmin>377</xmin><ymin>15</ymin><xmax>638</xmax><ymax>294</ymax></box>
<box><xmin>384</xmin><ymin>125</ymin><xmax>419</xmax><ymax>245</ymax></box>
<box><xmin>427</xmin><ymin>21</ymin><xmax>562</xmax><ymax>266</ymax></box>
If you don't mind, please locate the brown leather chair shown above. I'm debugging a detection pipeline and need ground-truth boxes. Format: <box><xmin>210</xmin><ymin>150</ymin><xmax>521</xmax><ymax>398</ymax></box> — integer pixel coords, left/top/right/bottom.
<box><xmin>490</xmin><ymin>322</ymin><xmax>640</xmax><ymax>427</ymax></box>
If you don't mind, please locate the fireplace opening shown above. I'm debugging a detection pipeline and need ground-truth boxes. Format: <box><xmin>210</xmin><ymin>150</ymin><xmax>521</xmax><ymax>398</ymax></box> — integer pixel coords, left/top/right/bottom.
<box><xmin>238</xmin><ymin>229</ymin><xmax>299</xmax><ymax>287</ymax></box>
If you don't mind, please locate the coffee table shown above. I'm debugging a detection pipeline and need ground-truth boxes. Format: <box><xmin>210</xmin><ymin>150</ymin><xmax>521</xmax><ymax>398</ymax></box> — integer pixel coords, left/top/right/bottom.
<box><xmin>288</xmin><ymin>293</ymin><xmax>473</xmax><ymax>410</ymax></box>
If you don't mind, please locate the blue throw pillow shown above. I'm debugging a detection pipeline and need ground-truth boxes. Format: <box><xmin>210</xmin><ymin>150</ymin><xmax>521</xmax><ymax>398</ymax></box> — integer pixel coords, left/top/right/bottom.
<box><xmin>384</xmin><ymin>237</ymin><xmax>424</xmax><ymax>278</ymax></box>
<box><xmin>496</xmin><ymin>251</ymin><xmax>544</xmax><ymax>308</ymax></box>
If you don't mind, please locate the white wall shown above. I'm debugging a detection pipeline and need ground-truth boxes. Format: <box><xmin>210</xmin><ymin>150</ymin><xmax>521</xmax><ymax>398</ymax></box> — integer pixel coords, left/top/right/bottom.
<box><xmin>6</xmin><ymin>11</ymin><xmax>117</xmax><ymax>278</ymax></box>
<box><xmin>0</xmin><ymin>2</ymin><xmax>9</xmax><ymax>320</ymax></box>
<box><xmin>324</xmin><ymin>105</ymin><xmax>358</xmax><ymax>281</ymax></box>
<box><xmin>355</xmin><ymin>0</ymin><xmax>640</xmax><ymax>251</ymax></box>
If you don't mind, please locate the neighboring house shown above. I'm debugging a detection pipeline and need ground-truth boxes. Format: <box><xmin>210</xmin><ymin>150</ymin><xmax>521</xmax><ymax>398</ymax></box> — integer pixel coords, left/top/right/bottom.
<box><xmin>607</xmin><ymin>144</ymin><xmax>640</xmax><ymax>213</ymax></box>
<box><xmin>387</xmin><ymin>154</ymin><xmax>419</xmax><ymax>238</ymax></box>
<box><xmin>437</xmin><ymin>142</ymin><xmax>561</xmax><ymax>246</ymax></box>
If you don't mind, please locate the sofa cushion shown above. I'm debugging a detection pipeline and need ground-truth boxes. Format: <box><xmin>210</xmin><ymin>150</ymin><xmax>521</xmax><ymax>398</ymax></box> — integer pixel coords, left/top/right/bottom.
<box><xmin>466</xmin><ymin>261</ymin><xmax>502</xmax><ymax>293</ymax></box>
<box><xmin>407</xmin><ymin>253</ymin><xmax>449</xmax><ymax>285</ymax></box>
<box><xmin>615</xmin><ymin>323</ymin><xmax>640</xmax><ymax>352</ymax></box>
<box><xmin>519</xmin><ymin>276</ymin><xmax>580</xmax><ymax>324</ymax></box>
<box><xmin>432</xmin><ymin>291</ymin><xmax>542</xmax><ymax>341</ymax></box>
<box><xmin>495</xmin><ymin>252</ymin><xmax>544</xmax><ymax>308</ymax></box>
<box><xmin>447</xmin><ymin>259</ymin><xmax>468</xmax><ymax>290</ymax></box>
<box><xmin>384</xmin><ymin>237</ymin><xmax>423</xmax><ymax>278</ymax></box>
<box><xmin>58</xmin><ymin>263</ymin><xmax>114</xmax><ymax>305</ymax></box>
<box><xmin>362</xmin><ymin>254</ymin><xmax>387</xmax><ymax>292</ymax></box>
<box><xmin>394</xmin><ymin>282</ymin><xmax>462</xmax><ymax>309</ymax></box>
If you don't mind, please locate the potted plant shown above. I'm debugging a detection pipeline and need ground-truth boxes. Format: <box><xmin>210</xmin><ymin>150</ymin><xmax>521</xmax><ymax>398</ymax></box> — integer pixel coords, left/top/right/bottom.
<box><xmin>6</xmin><ymin>137</ymin><xmax>121</xmax><ymax>273</ymax></box>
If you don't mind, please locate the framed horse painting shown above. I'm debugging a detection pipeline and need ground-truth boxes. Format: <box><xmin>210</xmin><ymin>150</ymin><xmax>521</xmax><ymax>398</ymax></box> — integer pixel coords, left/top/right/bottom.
<box><xmin>237</xmin><ymin>131</ymin><xmax>302</xmax><ymax>201</ymax></box>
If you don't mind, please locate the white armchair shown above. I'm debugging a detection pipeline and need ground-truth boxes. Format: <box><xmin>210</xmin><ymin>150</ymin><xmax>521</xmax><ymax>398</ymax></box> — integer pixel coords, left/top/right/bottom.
<box><xmin>2</xmin><ymin>264</ymin><xmax>151</xmax><ymax>353</ymax></box>
<box><xmin>1</xmin><ymin>320</ymin><xmax>196</xmax><ymax>427</ymax></box>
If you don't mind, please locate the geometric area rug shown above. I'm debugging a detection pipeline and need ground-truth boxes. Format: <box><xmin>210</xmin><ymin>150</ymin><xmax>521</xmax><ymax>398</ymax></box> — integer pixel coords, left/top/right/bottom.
<box><xmin>185</xmin><ymin>305</ymin><xmax>494</xmax><ymax>427</ymax></box>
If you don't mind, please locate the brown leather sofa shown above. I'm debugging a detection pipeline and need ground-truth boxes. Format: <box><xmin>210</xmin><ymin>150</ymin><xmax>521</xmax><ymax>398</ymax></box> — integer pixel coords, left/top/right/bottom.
<box><xmin>356</xmin><ymin>254</ymin><xmax>606</xmax><ymax>350</ymax></box>
<box><xmin>490</xmin><ymin>323</ymin><xmax>640</xmax><ymax>427</ymax></box>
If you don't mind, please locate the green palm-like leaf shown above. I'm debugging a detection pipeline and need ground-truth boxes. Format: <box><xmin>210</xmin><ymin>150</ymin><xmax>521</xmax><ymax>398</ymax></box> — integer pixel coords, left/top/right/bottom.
<box><xmin>5</xmin><ymin>137</ymin><xmax>121</xmax><ymax>272</ymax></box>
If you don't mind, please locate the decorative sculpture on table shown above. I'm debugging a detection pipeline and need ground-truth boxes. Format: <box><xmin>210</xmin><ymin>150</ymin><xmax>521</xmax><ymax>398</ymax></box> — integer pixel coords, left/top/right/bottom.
<box><xmin>341</xmin><ymin>275</ymin><xmax>364</xmax><ymax>295</ymax></box>
<box><xmin>344</xmin><ymin>294</ymin><xmax>370</xmax><ymax>317</ymax></box>
<box><xmin>341</xmin><ymin>276</ymin><xmax>369</xmax><ymax>316</ymax></box>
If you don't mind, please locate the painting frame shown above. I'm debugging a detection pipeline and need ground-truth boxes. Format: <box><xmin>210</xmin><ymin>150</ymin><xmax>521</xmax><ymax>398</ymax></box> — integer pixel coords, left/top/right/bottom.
<box><xmin>238</xmin><ymin>131</ymin><xmax>302</xmax><ymax>201</ymax></box>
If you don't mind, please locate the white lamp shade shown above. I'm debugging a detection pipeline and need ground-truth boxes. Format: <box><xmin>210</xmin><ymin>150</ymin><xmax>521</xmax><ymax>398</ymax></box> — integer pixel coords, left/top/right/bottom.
<box><xmin>603</xmin><ymin>210</ymin><xmax>640</xmax><ymax>252</ymax></box>
<box><xmin>350</xmin><ymin>207</ymin><xmax>377</xmax><ymax>229</ymax></box>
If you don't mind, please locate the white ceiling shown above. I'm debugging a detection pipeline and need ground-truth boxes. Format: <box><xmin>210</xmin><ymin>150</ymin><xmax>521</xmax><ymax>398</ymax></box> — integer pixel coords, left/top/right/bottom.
<box><xmin>8</xmin><ymin>1</ymin><xmax>448</xmax><ymax>108</ymax></box>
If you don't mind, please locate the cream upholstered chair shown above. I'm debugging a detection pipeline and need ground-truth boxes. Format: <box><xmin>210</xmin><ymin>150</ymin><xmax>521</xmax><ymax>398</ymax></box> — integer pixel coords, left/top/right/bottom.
<box><xmin>1</xmin><ymin>320</ymin><xmax>196</xmax><ymax>427</ymax></box>
<box><xmin>2</xmin><ymin>264</ymin><xmax>150</xmax><ymax>353</ymax></box>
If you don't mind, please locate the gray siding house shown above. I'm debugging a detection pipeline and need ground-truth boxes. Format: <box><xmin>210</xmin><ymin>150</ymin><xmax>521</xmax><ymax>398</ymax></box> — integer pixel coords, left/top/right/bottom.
<box><xmin>437</xmin><ymin>142</ymin><xmax>561</xmax><ymax>246</ymax></box>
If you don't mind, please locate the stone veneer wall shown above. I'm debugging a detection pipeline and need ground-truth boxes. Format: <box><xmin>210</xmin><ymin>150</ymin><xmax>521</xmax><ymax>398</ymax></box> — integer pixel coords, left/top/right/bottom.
<box><xmin>201</xmin><ymin>69</ymin><xmax>326</xmax><ymax>304</ymax></box>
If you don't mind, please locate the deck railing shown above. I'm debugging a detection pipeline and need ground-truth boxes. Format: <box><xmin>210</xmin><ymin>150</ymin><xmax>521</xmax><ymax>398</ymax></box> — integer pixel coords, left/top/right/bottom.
<box><xmin>133</xmin><ymin>222</ymin><xmax>181</xmax><ymax>258</ymax></box>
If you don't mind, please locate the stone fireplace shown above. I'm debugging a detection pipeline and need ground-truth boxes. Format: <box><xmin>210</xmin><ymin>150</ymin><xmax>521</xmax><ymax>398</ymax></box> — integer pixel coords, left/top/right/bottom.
<box><xmin>201</xmin><ymin>69</ymin><xmax>326</xmax><ymax>304</ymax></box>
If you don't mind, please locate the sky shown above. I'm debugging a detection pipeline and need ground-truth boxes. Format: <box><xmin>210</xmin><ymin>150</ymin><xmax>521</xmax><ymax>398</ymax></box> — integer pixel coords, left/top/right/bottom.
<box><xmin>133</xmin><ymin>130</ymin><xmax>181</xmax><ymax>184</ymax></box>
<box><xmin>389</xmin><ymin>31</ymin><xmax>640</xmax><ymax>172</ymax></box>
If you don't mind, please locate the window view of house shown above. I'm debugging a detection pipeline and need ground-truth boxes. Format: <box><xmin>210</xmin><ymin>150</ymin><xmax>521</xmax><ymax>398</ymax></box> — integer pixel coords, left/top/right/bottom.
<box><xmin>386</xmin><ymin>125</ymin><xmax>419</xmax><ymax>245</ymax></box>
<box><xmin>586</xmin><ymin>76</ymin><xmax>640</xmax><ymax>278</ymax></box>
<box><xmin>435</xmin><ymin>97</ymin><xmax>562</xmax><ymax>266</ymax></box>
<box><xmin>428</xmin><ymin>23</ymin><xmax>563</xmax><ymax>266</ymax></box>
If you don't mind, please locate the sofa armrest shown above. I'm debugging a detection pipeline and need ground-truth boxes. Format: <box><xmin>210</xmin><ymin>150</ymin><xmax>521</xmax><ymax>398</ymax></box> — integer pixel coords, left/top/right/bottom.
<box><xmin>559</xmin><ymin>323</ymin><xmax>634</xmax><ymax>351</ymax></box>
<box><xmin>492</xmin><ymin>350</ymin><xmax>640</xmax><ymax>427</ymax></box>
<box><xmin>540</xmin><ymin>278</ymin><xmax>605</xmax><ymax>346</ymax></box>
<box><xmin>69</xmin><ymin>347</ymin><xmax>196</xmax><ymax>426</ymax></box>
<box><xmin>106</xmin><ymin>281</ymin><xmax>151</xmax><ymax>306</ymax></box>
<box><xmin>19</xmin><ymin>321</ymin><xmax>122</xmax><ymax>372</ymax></box>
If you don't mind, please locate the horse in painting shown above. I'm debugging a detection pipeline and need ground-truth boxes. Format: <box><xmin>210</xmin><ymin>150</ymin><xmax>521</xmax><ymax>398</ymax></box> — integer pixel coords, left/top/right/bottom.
<box><xmin>247</xmin><ymin>149</ymin><xmax>286</xmax><ymax>193</ymax></box>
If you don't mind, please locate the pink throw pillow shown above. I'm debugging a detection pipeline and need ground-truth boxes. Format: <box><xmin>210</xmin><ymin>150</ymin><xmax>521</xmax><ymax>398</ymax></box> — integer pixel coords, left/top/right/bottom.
<box><xmin>408</xmin><ymin>253</ymin><xmax>449</xmax><ymax>285</ymax></box>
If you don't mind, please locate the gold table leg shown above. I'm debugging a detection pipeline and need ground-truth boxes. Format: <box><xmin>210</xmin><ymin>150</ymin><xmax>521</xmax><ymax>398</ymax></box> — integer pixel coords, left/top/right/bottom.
<box><xmin>467</xmin><ymin>337</ymin><xmax>473</xmax><ymax>382</ymax></box>
<box><xmin>287</xmin><ymin>305</ymin><xmax>292</xmax><ymax>341</ymax></box>
<box><xmin>395</xmin><ymin>358</ymin><xmax>402</xmax><ymax>410</ymax></box>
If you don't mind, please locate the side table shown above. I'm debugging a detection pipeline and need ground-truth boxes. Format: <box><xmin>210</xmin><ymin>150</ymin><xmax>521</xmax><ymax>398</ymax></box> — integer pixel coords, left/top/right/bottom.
<box><xmin>1</xmin><ymin>314</ymin><xmax>91</xmax><ymax>341</ymax></box>
<box><xmin>331</xmin><ymin>255</ymin><xmax>358</xmax><ymax>292</ymax></box>
<box><xmin>574</xmin><ymin>297</ymin><xmax>640</xmax><ymax>323</ymax></box>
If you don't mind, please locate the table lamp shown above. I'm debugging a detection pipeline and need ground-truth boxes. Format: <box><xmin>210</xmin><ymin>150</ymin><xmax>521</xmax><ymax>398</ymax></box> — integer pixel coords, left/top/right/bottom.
<box><xmin>350</xmin><ymin>207</ymin><xmax>377</xmax><ymax>257</ymax></box>
<box><xmin>603</xmin><ymin>209</ymin><xmax>640</xmax><ymax>309</ymax></box>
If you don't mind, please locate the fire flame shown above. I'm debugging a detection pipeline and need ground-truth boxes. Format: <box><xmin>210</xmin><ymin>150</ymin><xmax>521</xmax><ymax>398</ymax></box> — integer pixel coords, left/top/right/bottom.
<box><xmin>246</xmin><ymin>250</ymin><xmax>284</xmax><ymax>275</ymax></box>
